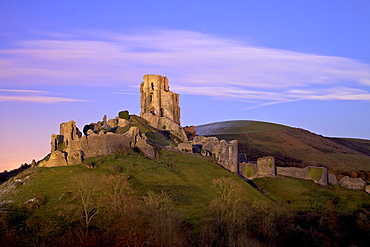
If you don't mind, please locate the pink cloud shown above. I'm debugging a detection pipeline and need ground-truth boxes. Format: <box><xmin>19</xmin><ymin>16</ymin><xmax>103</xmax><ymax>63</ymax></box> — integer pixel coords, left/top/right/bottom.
<box><xmin>1</xmin><ymin>29</ymin><xmax>370</xmax><ymax>103</ymax></box>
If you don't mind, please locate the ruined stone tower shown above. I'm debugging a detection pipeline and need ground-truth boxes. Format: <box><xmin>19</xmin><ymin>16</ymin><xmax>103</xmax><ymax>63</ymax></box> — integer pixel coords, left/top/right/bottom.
<box><xmin>140</xmin><ymin>74</ymin><xmax>181</xmax><ymax>125</ymax></box>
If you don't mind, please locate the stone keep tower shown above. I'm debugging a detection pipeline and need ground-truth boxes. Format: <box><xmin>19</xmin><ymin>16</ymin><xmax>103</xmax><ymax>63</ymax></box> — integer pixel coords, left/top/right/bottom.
<box><xmin>140</xmin><ymin>74</ymin><xmax>181</xmax><ymax>125</ymax></box>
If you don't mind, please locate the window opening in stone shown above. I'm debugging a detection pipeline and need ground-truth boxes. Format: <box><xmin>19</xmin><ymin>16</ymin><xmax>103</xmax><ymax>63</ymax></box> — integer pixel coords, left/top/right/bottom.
<box><xmin>151</xmin><ymin>82</ymin><xmax>155</xmax><ymax>90</ymax></box>
<box><xmin>149</xmin><ymin>94</ymin><xmax>153</xmax><ymax>102</ymax></box>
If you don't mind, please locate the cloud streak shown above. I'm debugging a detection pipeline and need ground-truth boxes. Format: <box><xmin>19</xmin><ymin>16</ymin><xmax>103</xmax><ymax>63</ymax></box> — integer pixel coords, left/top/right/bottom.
<box><xmin>1</xmin><ymin>29</ymin><xmax>370</xmax><ymax>106</ymax></box>
<box><xmin>0</xmin><ymin>89</ymin><xmax>87</xmax><ymax>103</ymax></box>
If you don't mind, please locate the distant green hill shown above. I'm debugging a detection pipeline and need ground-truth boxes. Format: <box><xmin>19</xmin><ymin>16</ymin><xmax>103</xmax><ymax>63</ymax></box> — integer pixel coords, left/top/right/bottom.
<box><xmin>195</xmin><ymin>120</ymin><xmax>291</xmax><ymax>136</ymax></box>
<box><xmin>196</xmin><ymin>120</ymin><xmax>370</xmax><ymax>173</ymax></box>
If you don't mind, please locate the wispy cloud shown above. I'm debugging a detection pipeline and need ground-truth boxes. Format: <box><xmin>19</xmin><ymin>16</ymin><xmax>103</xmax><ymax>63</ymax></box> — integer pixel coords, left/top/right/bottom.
<box><xmin>1</xmin><ymin>29</ymin><xmax>370</xmax><ymax>106</ymax></box>
<box><xmin>0</xmin><ymin>89</ymin><xmax>87</xmax><ymax>103</ymax></box>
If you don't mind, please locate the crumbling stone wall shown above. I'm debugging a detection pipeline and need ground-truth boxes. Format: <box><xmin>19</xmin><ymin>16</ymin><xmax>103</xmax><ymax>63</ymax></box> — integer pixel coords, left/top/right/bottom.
<box><xmin>239</xmin><ymin>162</ymin><xmax>258</xmax><ymax>179</ymax></box>
<box><xmin>179</xmin><ymin>136</ymin><xmax>238</xmax><ymax>173</ymax></box>
<box><xmin>338</xmin><ymin>176</ymin><xmax>366</xmax><ymax>190</ymax></box>
<box><xmin>276</xmin><ymin>166</ymin><xmax>328</xmax><ymax>185</ymax></box>
<box><xmin>40</xmin><ymin>120</ymin><xmax>157</xmax><ymax>167</ymax></box>
<box><xmin>239</xmin><ymin>156</ymin><xmax>276</xmax><ymax>179</ymax></box>
<box><xmin>256</xmin><ymin>156</ymin><xmax>275</xmax><ymax>177</ymax></box>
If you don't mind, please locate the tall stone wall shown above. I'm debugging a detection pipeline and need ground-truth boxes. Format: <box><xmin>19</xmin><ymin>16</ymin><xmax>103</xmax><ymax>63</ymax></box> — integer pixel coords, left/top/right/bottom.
<box><xmin>218</xmin><ymin>140</ymin><xmax>238</xmax><ymax>173</ymax></box>
<box><xmin>182</xmin><ymin>136</ymin><xmax>238</xmax><ymax>173</ymax></box>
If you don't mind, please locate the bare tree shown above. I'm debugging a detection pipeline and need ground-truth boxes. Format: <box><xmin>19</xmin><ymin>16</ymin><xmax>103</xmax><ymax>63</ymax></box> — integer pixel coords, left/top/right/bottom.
<box><xmin>73</xmin><ymin>174</ymin><xmax>101</xmax><ymax>233</ymax></box>
<box><xmin>209</xmin><ymin>177</ymin><xmax>248</xmax><ymax>246</ymax></box>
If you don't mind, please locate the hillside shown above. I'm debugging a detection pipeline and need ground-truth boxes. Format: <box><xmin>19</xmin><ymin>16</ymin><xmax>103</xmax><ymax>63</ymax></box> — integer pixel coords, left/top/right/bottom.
<box><xmin>196</xmin><ymin>120</ymin><xmax>370</xmax><ymax>173</ymax></box>
<box><xmin>195</xmin><ymin>120</ymin><xmax>292</xmax><ymax>135</ymax></box>
<box><xmin>1</xmin><ymin>118</ymin><xmax>370</xmax><ymax>246</ymax></box>
<box><xmin>0</xmin><ymin>150</ymin><xmax>267</xmax><ymax>222</ymax></box>
<box><xmin>1</xmin><ymin>149</ymin><xmax>370</xmax><ymax>246</ymax></box>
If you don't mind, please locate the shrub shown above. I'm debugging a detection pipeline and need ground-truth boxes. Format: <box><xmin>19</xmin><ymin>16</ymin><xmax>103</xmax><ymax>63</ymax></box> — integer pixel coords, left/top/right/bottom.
<box><xmin>118</xmin><ymin>110</ymin><xmax>130</xmax><ymax>120</ymax></box>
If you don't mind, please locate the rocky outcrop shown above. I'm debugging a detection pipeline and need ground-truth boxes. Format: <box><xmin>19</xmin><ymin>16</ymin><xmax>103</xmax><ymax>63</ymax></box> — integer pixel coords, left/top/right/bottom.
<box><xmin>39</xmin><ymin>151</ymin><xmax>68</xmax><ymax>167</ymax></box>
<box><xmin>134</xmin><ymin>134</ymin><xmax>157</xmax><ymax>160</ymax></box>
<box><xmin>338</xmin><ymin>176</ymin><xmax>366</xmax><ymax>190</ymax></box>
<box><xmin>117</xmin><ymin>118</ymin><xmax>129</xmax><ymax>128</ymax></box>
<box><xmin>142</xmin><ymin>113</ymin><xmax>187</xmax><ymax>143</ymax></box>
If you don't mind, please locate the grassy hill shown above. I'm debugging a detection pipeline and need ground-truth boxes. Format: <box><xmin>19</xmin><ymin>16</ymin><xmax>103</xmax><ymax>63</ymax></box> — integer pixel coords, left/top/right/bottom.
<box><xmin>0</xmin><ymin>150</ymin><xmax>267</xmax><ymax>222</ymax></box>
<box><xmin>1</xmin><ymin>149</ymin><xmax>370</xmax><ymax>246</ymax></box>
<box><xmin>196</xmin><ymin>120</ymin><xmax>370</xmax><ymax>173</ymax></box>
<box><xmin>195</xmin><ymin>120</ymin><xmax>292</xmax><ymax>136</ymax></box>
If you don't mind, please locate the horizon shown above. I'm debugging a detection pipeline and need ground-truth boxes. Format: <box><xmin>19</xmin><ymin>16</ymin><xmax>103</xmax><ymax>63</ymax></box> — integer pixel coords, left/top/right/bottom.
<box><xmin>1</xmin><ymin>1</ymin><xmax>370</xmax><ymax>171</ymax></box>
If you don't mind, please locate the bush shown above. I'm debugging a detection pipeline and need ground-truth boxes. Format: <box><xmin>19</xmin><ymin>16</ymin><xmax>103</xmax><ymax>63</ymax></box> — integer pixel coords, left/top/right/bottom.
<box><xmin>118</xmin><ymin>110</ymin><xmax>130</xmax><ymax>120</ymax></box>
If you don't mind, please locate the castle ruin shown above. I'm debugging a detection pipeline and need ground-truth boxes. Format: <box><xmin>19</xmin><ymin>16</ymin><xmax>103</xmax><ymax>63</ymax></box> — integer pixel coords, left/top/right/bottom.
<box><xmin>140</xmin><ymin>75</ymin><xmax>187</xmax><ymax>142</ymax></box>
<box><xmin>140</xmin><ymin>75</ymin><xmax>181</xmax><ymax>125</ymax></box>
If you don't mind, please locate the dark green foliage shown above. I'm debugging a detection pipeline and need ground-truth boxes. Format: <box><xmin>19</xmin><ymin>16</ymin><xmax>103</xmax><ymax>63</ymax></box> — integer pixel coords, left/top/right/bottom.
<box><xmin>118</xmin><ymin>110</ymin><xmax>130</xmax><ymax>120</ymax></box>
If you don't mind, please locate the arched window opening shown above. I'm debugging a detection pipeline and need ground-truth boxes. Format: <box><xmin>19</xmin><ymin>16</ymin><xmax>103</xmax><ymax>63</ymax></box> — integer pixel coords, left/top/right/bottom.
<box><xmin>149</xmin><ymin>93</ymin><xmax>153</xmax><ymax>102</ymax></box>
<box><xmin>151</xmin><ymin>82</ymin><xmax>155</xmax><ymax>90</ymax></box>
<box><xmin>150</xmin><ymin>108</ymin><xmax>157</xmax><ymax>115</ymax></box>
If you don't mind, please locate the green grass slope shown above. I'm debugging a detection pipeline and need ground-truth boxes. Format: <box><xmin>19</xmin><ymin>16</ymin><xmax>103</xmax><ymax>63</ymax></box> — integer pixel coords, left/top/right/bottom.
<box><xmin>0</xmin><ymin>150</ymin><xmax>267</xmax><ymax>223</ymax></box>
<box><xmin>253</xmin><ymin>176</ymin><xmax>370</xmax><ymax>213</ymax></box>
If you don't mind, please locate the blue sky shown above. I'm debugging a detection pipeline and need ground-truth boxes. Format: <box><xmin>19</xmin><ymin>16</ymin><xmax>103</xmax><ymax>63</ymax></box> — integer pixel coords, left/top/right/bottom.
<box><xmin>1</xmin><ymin>1</ymin><xmax>370</xmax><ymax>171</ymax></box>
